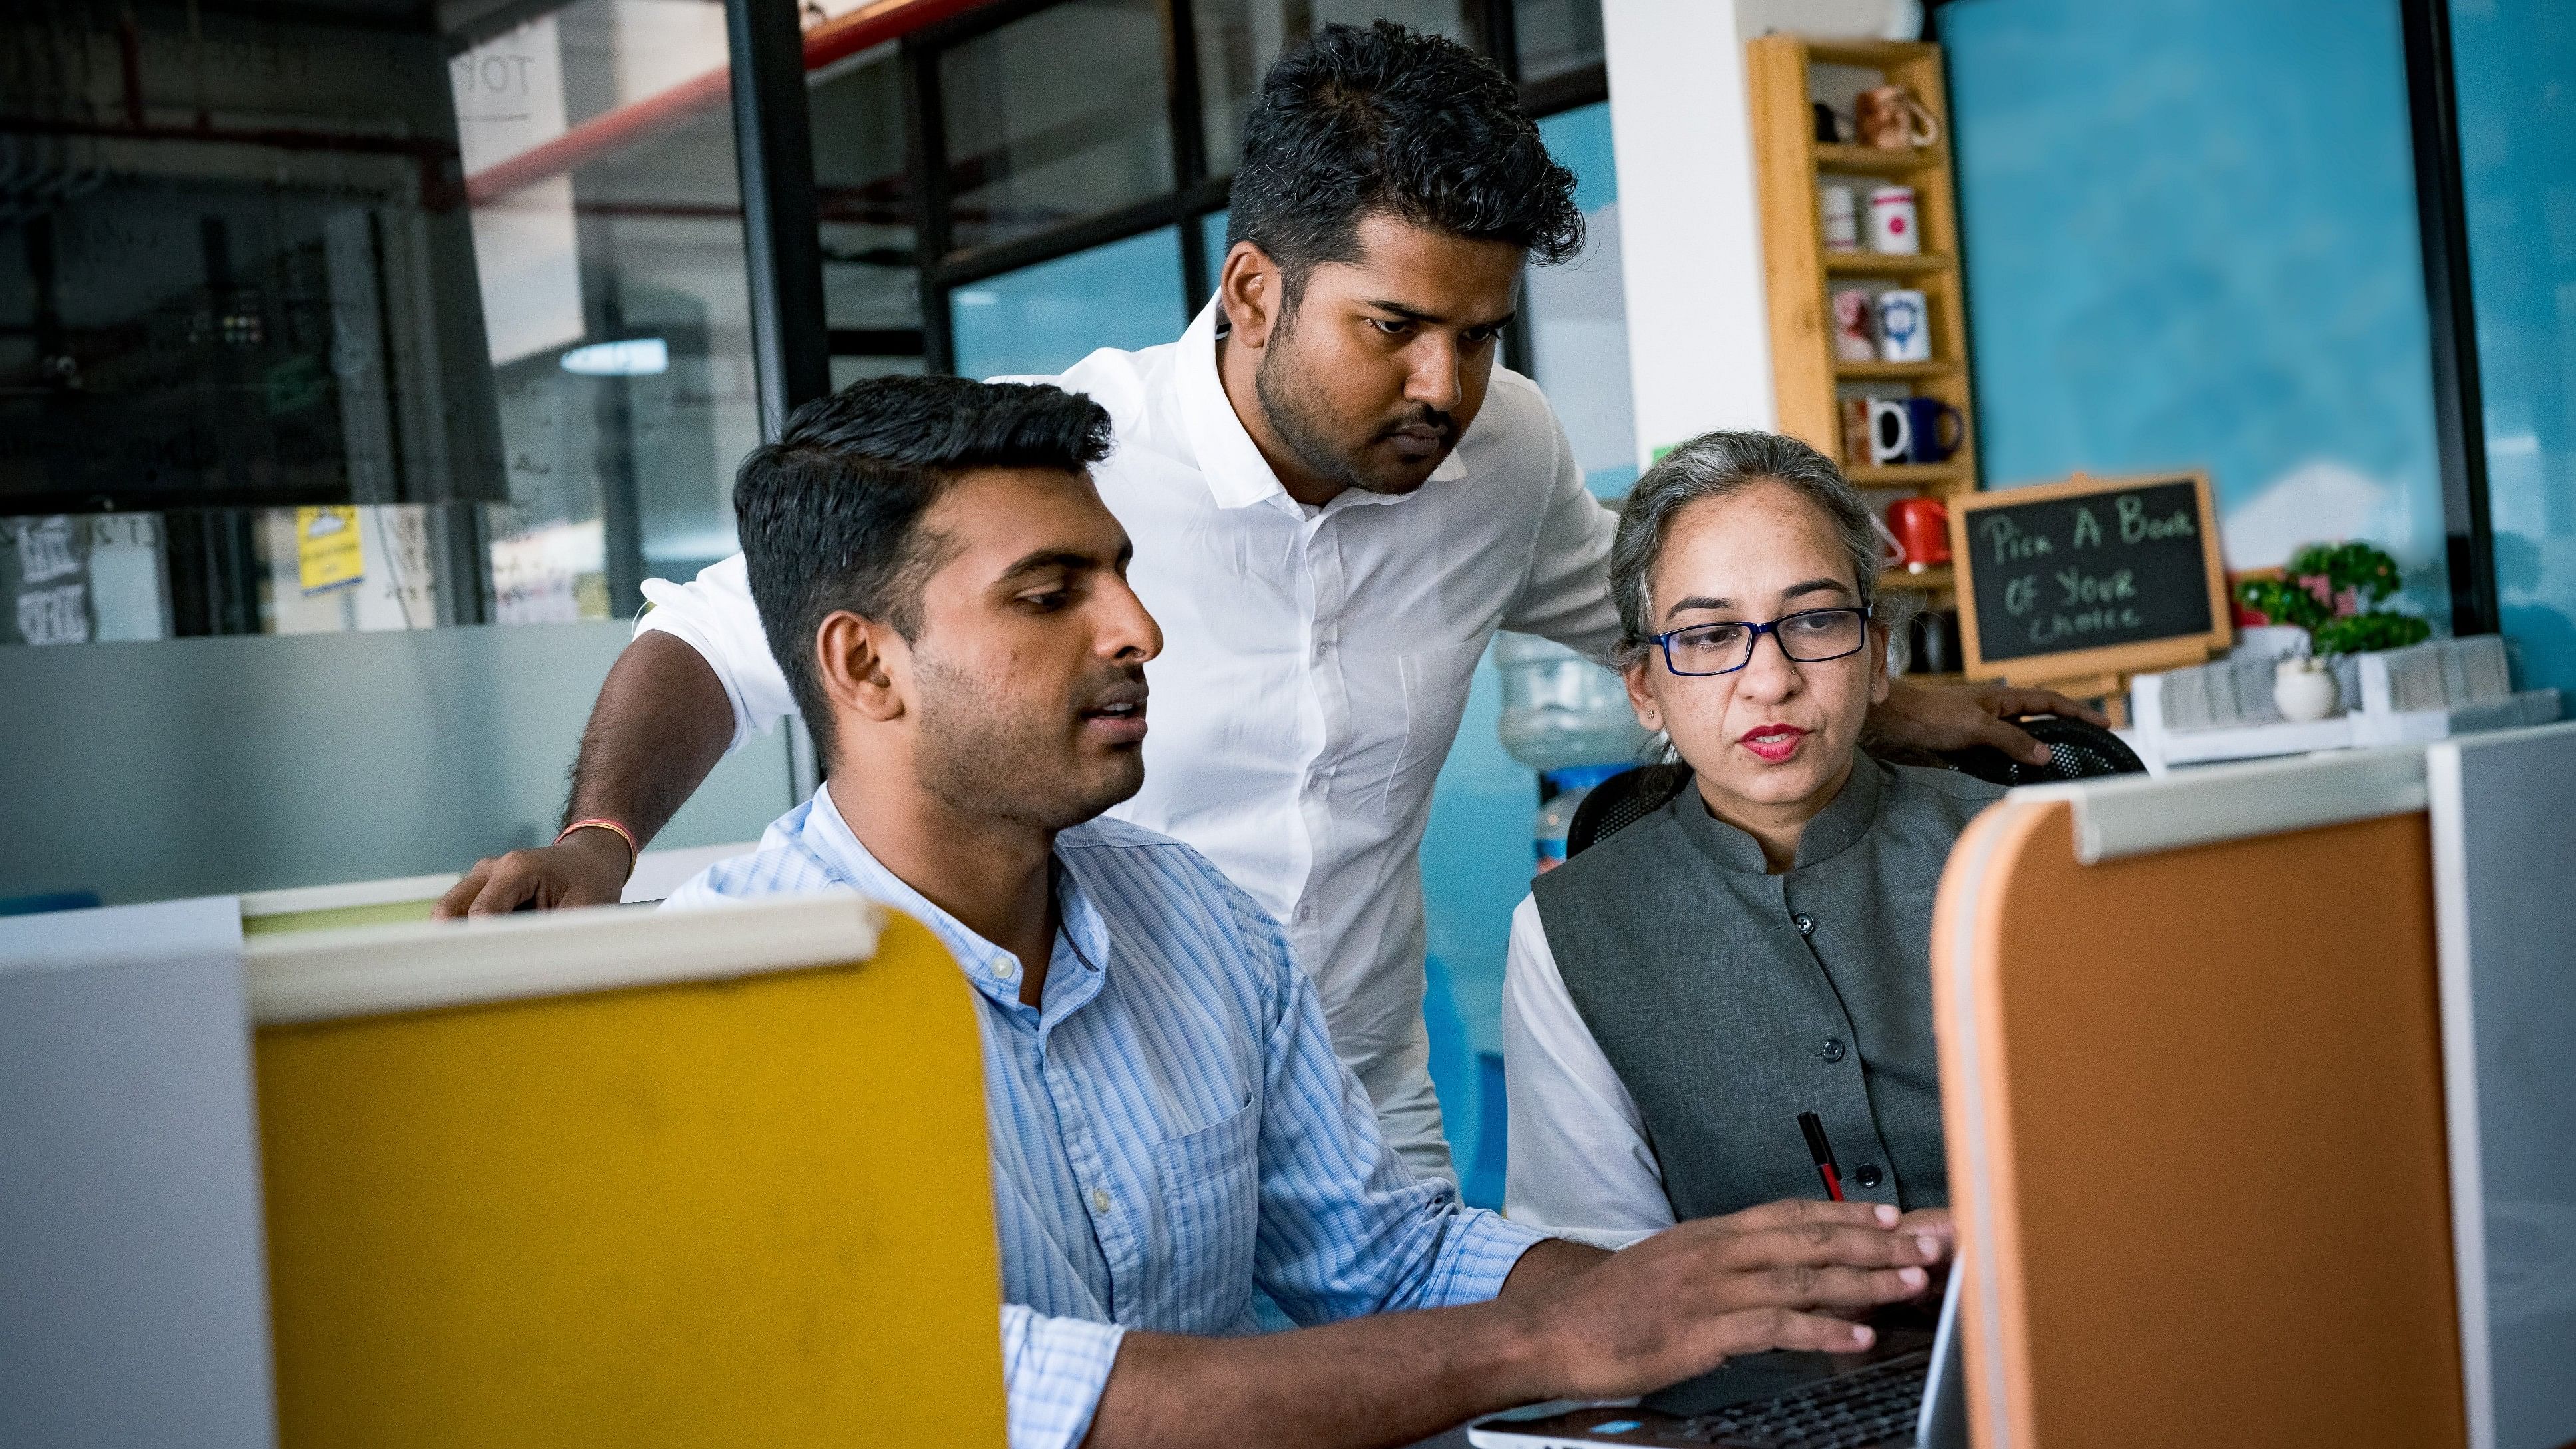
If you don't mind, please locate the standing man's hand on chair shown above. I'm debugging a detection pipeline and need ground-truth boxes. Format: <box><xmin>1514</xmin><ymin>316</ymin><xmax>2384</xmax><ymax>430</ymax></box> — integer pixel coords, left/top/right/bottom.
<box><xmin>1871</xmin><ymin>678</ymin><xmax>2108</xmax><ymax>767</ymax></box>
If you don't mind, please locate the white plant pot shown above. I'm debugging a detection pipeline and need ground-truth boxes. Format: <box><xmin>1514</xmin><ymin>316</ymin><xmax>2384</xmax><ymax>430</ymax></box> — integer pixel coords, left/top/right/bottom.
<box><xmin>2273</xmin><ymin>659</ymin><xmax>2342</xmax><ymax>722</ymax></box>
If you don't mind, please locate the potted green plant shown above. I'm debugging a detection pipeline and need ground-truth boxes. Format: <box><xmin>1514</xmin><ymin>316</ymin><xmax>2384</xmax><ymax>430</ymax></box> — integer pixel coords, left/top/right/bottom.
<box><xmin>2235</xmin><ymin>541</ymin><xmax>2434</xmax><ymax>722</ymax></box>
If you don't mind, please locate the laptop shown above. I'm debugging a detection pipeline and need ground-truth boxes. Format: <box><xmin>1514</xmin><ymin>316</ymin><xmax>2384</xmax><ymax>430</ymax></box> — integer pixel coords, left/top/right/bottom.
<box><xmin>1467</xmin><ymin>1265</ymin><xmax>1966</xmax><ymax>1449</ymax></box>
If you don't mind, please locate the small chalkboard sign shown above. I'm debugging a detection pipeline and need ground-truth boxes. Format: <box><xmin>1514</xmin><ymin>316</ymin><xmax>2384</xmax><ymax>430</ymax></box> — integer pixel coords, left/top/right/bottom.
<box><xmin>1948</xmin><ymin>470</ymin><xmax>2233</xmax><ymax>683</ymax></box>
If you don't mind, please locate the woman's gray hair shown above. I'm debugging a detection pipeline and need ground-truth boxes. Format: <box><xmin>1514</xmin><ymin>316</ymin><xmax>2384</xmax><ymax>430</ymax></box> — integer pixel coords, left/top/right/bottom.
<box><xmin>1608</xmin><ymin>430</ymin><xmax>1885</xmax><ymax>668</ymax></box>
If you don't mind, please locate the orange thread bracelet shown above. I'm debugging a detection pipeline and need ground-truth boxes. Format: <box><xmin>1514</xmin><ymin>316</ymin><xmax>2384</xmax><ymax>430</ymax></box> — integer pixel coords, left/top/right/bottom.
<box><xmin>556</xmin><ymin>818</ymin><xmax>640</xmax><ymax>873</ymax></box>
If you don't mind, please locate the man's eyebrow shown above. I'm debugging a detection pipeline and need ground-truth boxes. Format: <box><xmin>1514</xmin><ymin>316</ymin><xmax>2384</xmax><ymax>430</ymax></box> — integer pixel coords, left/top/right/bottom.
<box><xmin>1782</xmin><ymin>577</ymin><xmax>1856</xmax><ymax>600</ymax></box>
<box><xmin>1664</xmin><ymin>593</ymin><xmax>1734</xmax><ymax>620</ymax></box>
<box><xmin>1363</xmin><ymin>298</ymin><xmax>1517</xmax><ymax>331</ymax></box>
<box><xmin>995</xmin><ymin>550</ymin><xmax>1100</xmax><ymax>583</ymax></box>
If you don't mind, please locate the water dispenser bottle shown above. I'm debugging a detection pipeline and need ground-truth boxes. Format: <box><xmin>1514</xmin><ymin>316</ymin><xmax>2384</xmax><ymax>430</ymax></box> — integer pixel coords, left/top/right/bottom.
<box><xmin>1494</xmin><ymin>633</ymin><xmax>1649</xmax><ymax>773</ymax></box>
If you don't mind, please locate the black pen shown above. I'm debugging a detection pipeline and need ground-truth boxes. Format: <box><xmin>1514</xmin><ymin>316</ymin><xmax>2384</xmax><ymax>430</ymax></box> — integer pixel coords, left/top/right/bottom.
<box><xmin>1798</xmin><ymin>1111</ymin><xmax>1846</xmax><ymax>1201</ymax></box>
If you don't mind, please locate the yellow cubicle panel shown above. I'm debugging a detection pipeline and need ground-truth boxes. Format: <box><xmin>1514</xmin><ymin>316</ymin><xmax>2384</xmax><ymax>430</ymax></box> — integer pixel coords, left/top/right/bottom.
<box><xmin>1935</xmin><ymin>793</ymin><xmax>2462</xmax><ymax>1449</ymax></box>
<box><xmin>251</xmin><ymin>901</ymin><xmax>1005</xmax><ymax>1448</ymax></box>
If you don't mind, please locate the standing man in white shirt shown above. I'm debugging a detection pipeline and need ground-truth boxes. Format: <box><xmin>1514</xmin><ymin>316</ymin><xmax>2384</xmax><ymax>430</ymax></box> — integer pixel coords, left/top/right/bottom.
<box><xmin>440</xmin><ymin>20</ymin><xmax>2091</xmax><ymax>1184</ymax></box>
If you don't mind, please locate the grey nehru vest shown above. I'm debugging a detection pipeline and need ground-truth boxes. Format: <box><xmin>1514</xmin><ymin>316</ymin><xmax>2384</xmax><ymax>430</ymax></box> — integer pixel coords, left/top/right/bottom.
<box><xmin>1530</xmin><ymin>755</ymin><xmax>2003</xmax><ymax>1221</ymax></box>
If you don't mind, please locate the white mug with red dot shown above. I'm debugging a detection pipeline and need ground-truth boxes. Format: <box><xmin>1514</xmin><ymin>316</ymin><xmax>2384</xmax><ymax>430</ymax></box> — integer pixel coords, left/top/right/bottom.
<box><xmin>1867</xmin><ymin>185</ymin><xmax>1920</xmax><ymax>255</ymax></box>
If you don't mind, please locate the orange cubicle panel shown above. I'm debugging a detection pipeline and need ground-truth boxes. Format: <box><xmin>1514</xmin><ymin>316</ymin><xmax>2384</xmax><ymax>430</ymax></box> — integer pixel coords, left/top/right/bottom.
<box><xmin>1934</xmin><ymin>797</ymin><xmax>2463</xmax><ymax>1449</ymax></box>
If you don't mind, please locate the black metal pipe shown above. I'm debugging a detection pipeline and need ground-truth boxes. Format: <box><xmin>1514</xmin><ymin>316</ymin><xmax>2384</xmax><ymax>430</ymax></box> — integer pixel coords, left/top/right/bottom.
<box><xmin>2399</xmin><ymin>0</ymin><xmax>2501</xmax><ymax>636</ymax></box>
<box><xmin>725</xmin><ymin>0</ymin><xmax>834</xmax><ymax>439</ymax></box>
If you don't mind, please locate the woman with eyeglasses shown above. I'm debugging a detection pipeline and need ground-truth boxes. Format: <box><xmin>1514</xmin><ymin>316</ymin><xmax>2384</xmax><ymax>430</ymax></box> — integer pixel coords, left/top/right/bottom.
<box><xmin>1499</xmin><ymin>431</ymin><xmax>2002</xmax><ymax>1246</ymax></box>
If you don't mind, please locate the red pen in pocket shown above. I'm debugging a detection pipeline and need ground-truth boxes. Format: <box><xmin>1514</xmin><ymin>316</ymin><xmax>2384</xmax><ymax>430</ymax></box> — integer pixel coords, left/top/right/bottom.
<box><xmin>1798</xmin><ymin>1111</ymin><xmax>1845</xmax><ymax>1201</ymax></box>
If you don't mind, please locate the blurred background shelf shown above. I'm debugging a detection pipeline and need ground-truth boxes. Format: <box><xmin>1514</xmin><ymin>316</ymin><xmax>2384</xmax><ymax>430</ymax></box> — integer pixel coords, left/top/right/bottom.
<box><xmin>1823</xmin><ymin>250</ymin><xmax>1950</xmax><ymax>276</ymax></box>
<box><xmin>1813</xmin><ymin>142</ymin><xmax>1946</xmax><ymax>174</ymax></box>
<box><xmin>1837</xmin><ymin>359</ymin><xmax>1960</xmax><ymax>380</ymax></box>
<box><xmin>1879</xmin><ymin>565</ymin><xmax>1955</xmax><ymax>594</ymax></box>
<box><xmin>1849</xmin><ymin>462</ymin><xmax>1970</xmax><ymax>489</ymax></box>
<box><xmin>1749</xmin><ymin>33</ymin><xmax>1981</xmax><ymax>494</ymax></box>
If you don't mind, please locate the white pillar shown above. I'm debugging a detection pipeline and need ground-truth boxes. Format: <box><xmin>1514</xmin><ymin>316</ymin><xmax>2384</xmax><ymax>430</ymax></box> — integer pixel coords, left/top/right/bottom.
<box><xmin>1602</xmin><ymin>0</ymin><xmax>1905</xmax><ymax>462</ymax></box>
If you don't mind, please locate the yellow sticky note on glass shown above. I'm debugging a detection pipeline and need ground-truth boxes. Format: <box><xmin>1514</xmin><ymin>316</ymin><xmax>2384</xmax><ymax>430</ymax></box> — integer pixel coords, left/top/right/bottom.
<box><xmin>297</xmin><ymin>507</ymin><xmax>364</xmax><ymax>596</ymax></box>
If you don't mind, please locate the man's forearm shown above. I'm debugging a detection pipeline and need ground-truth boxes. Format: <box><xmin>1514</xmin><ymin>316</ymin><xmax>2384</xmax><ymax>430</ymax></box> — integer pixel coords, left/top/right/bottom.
<box><xmin>1085</xmin><ymin>1294</ymin><xmax>1555</xmax><ymax>1449</ymax></box>
<box><xmin>564</xmin><ymin>630</ymin><xmax>737</xmax><ymax>845</ymax></box>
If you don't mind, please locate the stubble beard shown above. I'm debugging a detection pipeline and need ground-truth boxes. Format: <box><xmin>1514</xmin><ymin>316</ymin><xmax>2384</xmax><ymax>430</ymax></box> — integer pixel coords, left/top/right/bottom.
<box><xmin>1253</xmin><ymin>324</ymin><xmax>1445</xmax><ymax>498</ymax></box>
<box><xmin>910</xmin><ymin>650</ymin><xmax>1145</xmax><ymax>835</ymax></box>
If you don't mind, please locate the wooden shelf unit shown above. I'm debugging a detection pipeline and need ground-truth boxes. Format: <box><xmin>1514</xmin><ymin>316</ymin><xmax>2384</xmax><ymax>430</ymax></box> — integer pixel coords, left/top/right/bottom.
<box><xmin>1749</xmin><ymin>34</ymin><xmax>1978</xmax><ymax>604</ymax></box>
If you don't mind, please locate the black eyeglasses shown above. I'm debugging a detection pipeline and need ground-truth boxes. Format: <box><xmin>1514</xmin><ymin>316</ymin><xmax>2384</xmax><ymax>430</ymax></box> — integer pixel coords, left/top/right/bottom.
<box><xmin>1645</xmin><ymin>606</ymin><xmax>1873</xmax><ymax>677</ymax></box>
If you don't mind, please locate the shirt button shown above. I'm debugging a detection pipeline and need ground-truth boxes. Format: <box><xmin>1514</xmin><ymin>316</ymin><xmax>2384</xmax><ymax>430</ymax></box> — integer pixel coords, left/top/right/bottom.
<box><xmin>1793</xmin><ymin>912</ymin><xmax>1815</xmax><ymax>937</ymax></box>
<box><xmin>1819</xmin><ymin>1038</ymin><xmax>1847</xmax><ymax>1063</ymax></box>
<box><xmin>1090</xmin><ymin>1187</ymin><xmax>1112</xmax><ymax>1213</ymax></box>
<box><xmin>988</xmin><ymin>959</ymin><xmax>1012</xmax><ymax>978</ymax></box>
<box><xmin>1854</xmin><ymin>1164</ymin><xmax>1884</xmax><ymax>1189</ymax></box>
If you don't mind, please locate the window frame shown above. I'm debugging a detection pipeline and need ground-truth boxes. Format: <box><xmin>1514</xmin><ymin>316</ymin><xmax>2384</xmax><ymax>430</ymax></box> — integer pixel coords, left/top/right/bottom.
<box><xmin>882</xmin><ymin>0</ymin><xmax>1608</xmax><ymax>376</ymax></box>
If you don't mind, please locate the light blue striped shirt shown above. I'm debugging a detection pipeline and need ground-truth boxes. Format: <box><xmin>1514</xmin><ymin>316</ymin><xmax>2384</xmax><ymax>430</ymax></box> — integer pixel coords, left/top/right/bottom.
<box><xmin>665</xmin><ymin>789</ymin><xmax>1543</xmax><ymax>1448</ymax></box>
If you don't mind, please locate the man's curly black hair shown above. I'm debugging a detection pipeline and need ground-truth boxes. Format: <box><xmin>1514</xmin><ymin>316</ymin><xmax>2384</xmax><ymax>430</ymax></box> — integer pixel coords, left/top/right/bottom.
<box><xmin>1228</xmin><ymin>20</ymin><xmax>1584</xmax><ymax>308</ymax></box>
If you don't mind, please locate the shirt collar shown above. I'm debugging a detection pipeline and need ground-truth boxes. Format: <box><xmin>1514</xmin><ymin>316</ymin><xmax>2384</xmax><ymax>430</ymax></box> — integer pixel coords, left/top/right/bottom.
<box><xmin>1670</xmin><ymin>749</ymin><xmax>1889</xmax><ymax>877</ymax></box>
<box><xmin>1173</xmin><ymin>297</ymin><xmax>1470</xmax><ymax>514</ymax></box>
<box><xmin>796</xmin><ymin>787</ymin><xmax>1111</xmax><ymax>1014</ymax></box>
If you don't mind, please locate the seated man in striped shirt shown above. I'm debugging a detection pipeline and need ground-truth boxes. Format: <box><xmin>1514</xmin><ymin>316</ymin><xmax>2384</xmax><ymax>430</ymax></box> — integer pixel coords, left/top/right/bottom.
<box><xmin>664</xmin><ymin>375</ymin><xmax>1946</xmax><ymax>1449</ymax></box>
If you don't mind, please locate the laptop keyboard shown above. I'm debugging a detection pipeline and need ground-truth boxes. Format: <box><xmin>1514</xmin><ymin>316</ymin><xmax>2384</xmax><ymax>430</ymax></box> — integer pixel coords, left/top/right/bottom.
<box><xmin>1671</xmin><ymin>1350</ymin><xmax>1929</xmax><ymax>1447</ymax></box>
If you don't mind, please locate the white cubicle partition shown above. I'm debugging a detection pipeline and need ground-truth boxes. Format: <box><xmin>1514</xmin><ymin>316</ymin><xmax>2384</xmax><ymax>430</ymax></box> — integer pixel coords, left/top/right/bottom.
<box><xmin>0</xmin><ymin>898</ymin><xmax>276</xmax><ymax>1449</ymax></box>
<box><xmin>2427</xmin><ymin>722</ymin><xmax>2576</xmax><ymax>1449</ymax></box>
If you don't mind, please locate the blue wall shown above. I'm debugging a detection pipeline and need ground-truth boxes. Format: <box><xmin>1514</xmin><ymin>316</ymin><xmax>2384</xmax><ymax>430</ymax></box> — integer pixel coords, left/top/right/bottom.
<box><xmin>2452</xmin><ymin>0</ymin><xmax>2576</xmax><ymax>693</ymax></box>
<box><xmin>1943</xmin><ymin>0</ymin><xmax>2452</xmax><ymax>624</ymax></box>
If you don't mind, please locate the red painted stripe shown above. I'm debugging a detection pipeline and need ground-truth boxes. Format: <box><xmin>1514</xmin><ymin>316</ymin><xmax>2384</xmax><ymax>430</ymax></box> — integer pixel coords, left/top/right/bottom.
<box><xmin>464</xmin><ymin>0</ymin><xmax>995</xmax><ymax>207</ymax></box>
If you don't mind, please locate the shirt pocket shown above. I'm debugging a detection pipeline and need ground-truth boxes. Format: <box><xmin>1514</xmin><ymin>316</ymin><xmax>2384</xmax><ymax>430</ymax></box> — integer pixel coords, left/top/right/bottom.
<box><xmin>1372</xmin><ymin>638</ymin><xmax>1489</xmax><ymax>820</ymax></box>
<box><xmin>1153</xmin><ymin>1092</ymin><xmax>1260</xmax><ymax>1303</ymax></box>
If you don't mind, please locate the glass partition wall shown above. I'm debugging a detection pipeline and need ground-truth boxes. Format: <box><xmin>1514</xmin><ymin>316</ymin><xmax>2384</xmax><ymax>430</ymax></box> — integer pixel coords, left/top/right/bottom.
<box><xmin>0</xmin><ymin>0</ymin><xmax>1604</xmax><ymax>650</ymax></box>
<box><xmin>0</xmin><ymin>0</ymin><xmax>1607</xmax><ymax>914</ymax></box>
<box><xmin>0</xmin><ymin>0</ymin><xmax>761</xmax><ymax>645</ymax></box>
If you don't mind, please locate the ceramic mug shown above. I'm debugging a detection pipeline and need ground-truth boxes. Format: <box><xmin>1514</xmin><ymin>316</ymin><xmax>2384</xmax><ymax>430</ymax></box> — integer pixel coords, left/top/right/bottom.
<box><xmin>1905</xmin><ymin>397</ymin><xmax>1964</xmax><ymax>463</ymax></box>
<box><xmin>1831</xmin><ymin>288</ymin><xmax>1877</xmax><ymax>361</ymax></box>
<box><xmin>1876</xmin><ymin>288</ymin><xmax>1930</xmax><ymax>363</ymax></box>
<box><xmin>1840</xmin><ymin>398</ymin><xmax>1875</xmax><ymax>465</ymax></box>
<box><xmin>1866</xmin><ymin>186</ymin><xmax>1919</xmax><ymax>255</ymax></box>
<box><xmin>1855</xmin><ymin>84</ymin><xmax>1941</xmax><ymax>150</ymax></box>
<box><xmin>1820</xmin><ymin>185</ymin><xmax>1860</xmax><ymax>252</ymax></box>
<box><xmin>1886</xmin><ymin>495</ymin><xmax>1952</xmax><ymax>570</ymax></box>
<box><xmin>1868</xmin><ymin>398</ymin><xmax>1912</xmax><ymax>466</ymax></box>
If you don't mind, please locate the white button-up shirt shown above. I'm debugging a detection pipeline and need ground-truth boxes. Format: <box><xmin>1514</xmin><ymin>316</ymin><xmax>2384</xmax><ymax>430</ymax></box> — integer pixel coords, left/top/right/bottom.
<box><xmin>638</xmin><ymin>298</ymin><xmax>1621</xmax><ymax>1174</ymax></box>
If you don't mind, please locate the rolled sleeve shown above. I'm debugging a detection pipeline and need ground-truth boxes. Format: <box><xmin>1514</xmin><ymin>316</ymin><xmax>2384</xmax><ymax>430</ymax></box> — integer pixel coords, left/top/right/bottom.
<box><xmin>999</xmin><ymin>1302</ymin><xmax>1126</xmax><ymax>1449</ymax></box>
<box><xmin>634</xmin><ymin>552</ymin><xmax>797</xmax><ymax>753</ymax></box>
<box><xmin>1417</xmin><ymin>1204</ymin><xmax>1549</xmax><ymax>1309</ymax></box>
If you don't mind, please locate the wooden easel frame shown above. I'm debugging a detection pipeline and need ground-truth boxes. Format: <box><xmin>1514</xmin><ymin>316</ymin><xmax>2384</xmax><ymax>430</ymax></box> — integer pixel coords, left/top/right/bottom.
<box><xmin>1948</xmin><ymin>469</ymin><xmax>2234</xmax><ymax>684</ymax></box>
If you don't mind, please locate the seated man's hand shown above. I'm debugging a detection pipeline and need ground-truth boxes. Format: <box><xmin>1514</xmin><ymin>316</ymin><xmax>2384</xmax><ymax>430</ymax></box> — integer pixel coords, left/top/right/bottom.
<box><xmin>1875</xmin><ymin>678</ymin><xmax>2110</xmax><ymax>767</ymax></box>
<box><xmin>1519</xmin><ymin>1199</ymin><xmax>1945</xmax><ymax>1401</ymax></box>
<box><xmin>433</xmin><ymin>829</ymin><xmax>631</xmax><ymax>918</ymax></box>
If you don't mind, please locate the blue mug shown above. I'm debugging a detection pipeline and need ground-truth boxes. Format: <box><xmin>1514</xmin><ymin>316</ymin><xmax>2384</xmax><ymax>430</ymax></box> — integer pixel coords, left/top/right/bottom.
<box><xmin>1905</xmin><ymin>397</ymin><xmax>1964</xmax><ymax>464</ymax></box>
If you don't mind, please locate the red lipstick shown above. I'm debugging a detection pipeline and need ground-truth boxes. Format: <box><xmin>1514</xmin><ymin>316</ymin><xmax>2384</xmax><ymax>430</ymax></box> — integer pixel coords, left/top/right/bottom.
<box><xmin>1738</xmin><ymin>723</ymin><xmax>1807</xmax><ymax>763</ymax></box>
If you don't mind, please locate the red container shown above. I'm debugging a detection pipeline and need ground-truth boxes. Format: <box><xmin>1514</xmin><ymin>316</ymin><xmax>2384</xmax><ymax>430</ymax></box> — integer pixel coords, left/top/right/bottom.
<box><xmin>1887</xmin><ymin>496</ymin><xmax>1952</xmax><ymax>571</ymax></box>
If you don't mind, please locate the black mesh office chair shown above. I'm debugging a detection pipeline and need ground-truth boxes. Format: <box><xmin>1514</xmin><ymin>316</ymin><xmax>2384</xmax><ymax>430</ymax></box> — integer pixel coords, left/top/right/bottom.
<box><xmin>1562</xmin><ymin>717</ymin><xmax>2144</xmax><ymax>859</ymax></box>
<box><xmin>1562</xmin><ymin>762</ymin><xmax>1692</xmax><ymax>858</ymax></box>
<box><xmin>1936</xmin><ymin>714</ymin><xmax>2145</xmax><ymax>788</ymax></box>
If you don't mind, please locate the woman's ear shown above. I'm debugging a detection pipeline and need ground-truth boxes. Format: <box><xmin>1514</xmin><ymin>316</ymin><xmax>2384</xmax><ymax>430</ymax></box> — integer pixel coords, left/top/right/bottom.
<box><xmin>816</xmin><ymin>611</ymin><xmax>906</xmax><ymax>726</ymax></box>
<box><xmin>1218</xmin><ymin>241</ymin><xmax>1282</xmax><ymax>350</ymax></box>
<box><xmin>1867</xmin><ymin>618</ymin><xmax>1893</xmax><ymax>706</ymax></box>
<box><xmin>1622</xmin><ymin>654</ymin><xmax>1664</xmax><ymax>733</ymax></box>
